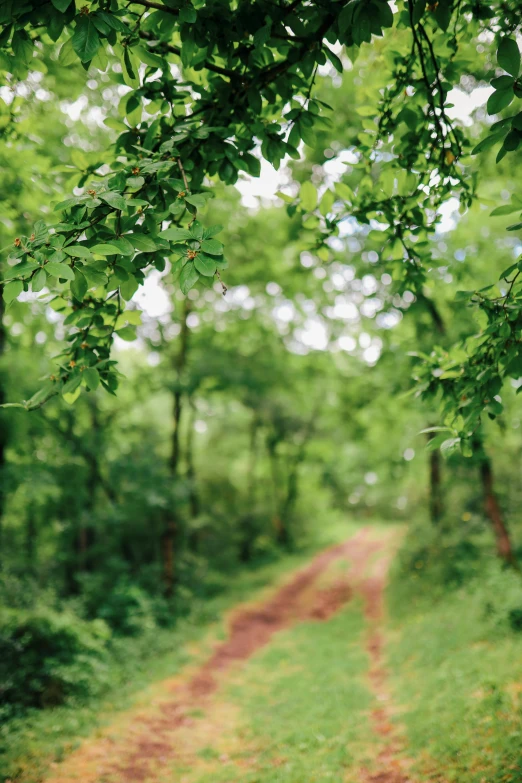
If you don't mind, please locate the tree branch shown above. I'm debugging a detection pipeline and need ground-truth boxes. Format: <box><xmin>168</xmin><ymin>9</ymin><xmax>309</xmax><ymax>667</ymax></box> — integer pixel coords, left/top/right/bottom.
<box><xmin>138</xmin><ymin>31</ymin><xmax>240</xmax><ymax>78</ymax></box>
<box><xmin>130</xmin><ymin>0</ymin><xmax>179</xmax><ymax>15</ymax></box>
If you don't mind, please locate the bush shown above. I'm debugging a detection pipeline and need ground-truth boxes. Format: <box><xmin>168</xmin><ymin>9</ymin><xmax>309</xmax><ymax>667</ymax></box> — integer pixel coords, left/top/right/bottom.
<box><xmin>96</xmin><ymin>582</ymin><xmax>157</xmax><ymax>636</ymax></box>
<box><xmin>389</xmin><ymin>519</ymin><xmax>522</xmax><ymax>630</ymax></box>
<box><xmin>0</xmin><ymin>608</ymin><xmax>110</xmax><ymax>719</ymax></box>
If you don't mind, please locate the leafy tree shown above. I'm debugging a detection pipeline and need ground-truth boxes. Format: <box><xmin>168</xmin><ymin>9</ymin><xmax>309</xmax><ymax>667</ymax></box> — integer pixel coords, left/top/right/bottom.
<box><xmin>0</xmin><ymin>0</ymin><xmax>521</xmax><ymax>446</ymax></box>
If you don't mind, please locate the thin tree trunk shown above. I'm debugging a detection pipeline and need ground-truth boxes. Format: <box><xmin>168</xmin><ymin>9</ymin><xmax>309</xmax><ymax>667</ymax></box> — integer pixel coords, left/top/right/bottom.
<box><xmin>279</xmin><ymin>409</ymin><xmax>317</xmax><ymax>548</ymax></box>
<box><xmin>474</xmin><ymin>435</ymin><xmax>517</xmax><ymax>568</ymax></box>
<box><xmin>417</xmin><ymin>294</ymin><xmax>446</xmax><ymax>528</ymax></box>
<box><xmin>163</xmin><ymin>299</ymin><xmax>190</xmax><ymax>596</ymax></box>
<box><xmin>266</xmin><ymin>435</ymin><xmax>284</xmax><ymax>544</ymax></box>
<box><xmin>185</xmin><ymin>398</ymin><xmax>201</xmax><ymax>553</ymax></box>
<box><xmin>426</xmin><ymin>430</ymin><xmax>443</xmax><ymax>524</ymax></box>
<box><xmin>26</xmin><ymin>502</ymin><xmax>36</xmax><ymax>573</ymax></box>
<box><xmin>239</xmin><ymin>415</ymin><xmax>259</xmax><ymax>562</ymax></box>
<box><xmin>186</xmin><ymin>398</ymin><xmax>200</xmax><ymax>519</ymax></box>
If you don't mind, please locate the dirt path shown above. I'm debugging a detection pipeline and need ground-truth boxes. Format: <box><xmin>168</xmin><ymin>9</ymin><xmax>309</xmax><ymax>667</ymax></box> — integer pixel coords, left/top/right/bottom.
<box><xmin>45</xmin><ymin>527</ymin><xmax>408</xmax><ymax>783</ymax></box>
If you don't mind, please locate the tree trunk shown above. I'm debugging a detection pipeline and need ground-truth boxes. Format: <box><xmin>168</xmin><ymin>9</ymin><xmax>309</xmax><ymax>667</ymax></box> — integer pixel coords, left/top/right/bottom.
<box><xmin>239</xmin><ymin>416</ymin><xmax>259</xmax><ymax>562</ymax></box>
<box><xmin>186</xmin><ymin>398</ymin><xmax>200</xmax><ymax>519</ymax></box>
<box><xmin>163</xmin><ymin>299</ymin><xmax>190</xmax><ymax>596</ymax></box>
<box><xmin>26</xmin><ymin>502</ymin><xmax>36</xmax><ymax>573</ymax></box>
<box><xmin>426</xmin><ymin>430</ymin><xmax>443</xmax><ymax>524</ymax></box>
<box><xmin>186</xmin><ymin>398</ymin><xmax>201</xmax><ymax>553</ymax></box>
<box><xmin>266</xmin><ymin>435</ymin><xmax>285</xmax><ymax>545</ymax></box>
<box><xmin>474</xmin><ymin>435</ymin><xmax>517</xmax><ymax>568</ymax></box>
<box><xmin>279</xmin><ymin>411</ymin><xmax>316</xmax><ymax>549</ymax></box>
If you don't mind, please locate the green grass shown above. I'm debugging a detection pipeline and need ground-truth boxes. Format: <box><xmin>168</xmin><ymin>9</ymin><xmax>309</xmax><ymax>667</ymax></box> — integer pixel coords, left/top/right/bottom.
<box><xmin>387</xmin><ymin>526</ymin><xmax>522</xmax><ymax>783</ymax></box>
<box><xmin>170</xmin><ymin>600</ymin><xmax>375</xmax><ymax>783</ymax></box>
<box><xmin>0</xmin><ymin>517</ymin><xmax>359</xmax><ymax>783</ymax></box>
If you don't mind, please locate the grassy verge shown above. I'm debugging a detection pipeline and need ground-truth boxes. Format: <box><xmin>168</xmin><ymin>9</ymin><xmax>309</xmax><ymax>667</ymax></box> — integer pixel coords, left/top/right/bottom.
<box><xmin>1</xmin><ymin>517</ymin><xmax>359</xmax><ymax>783</ymax></box>
<box><xmin>387</xmin><ymin>523</ymin><xmax>522</xmax><ymax>783</ymax></box>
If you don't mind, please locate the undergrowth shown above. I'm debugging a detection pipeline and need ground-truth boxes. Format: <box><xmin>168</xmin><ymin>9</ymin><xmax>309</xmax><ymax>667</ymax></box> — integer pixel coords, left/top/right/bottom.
<box><xmin>387</xmin><ymin>519</ymin><xmax>522</xmax><ymax>783</ymax></box>
<box><xmin>0</xmin><ymin>517</ymin><xmax>358</xmax><ymax>783</ymax></box>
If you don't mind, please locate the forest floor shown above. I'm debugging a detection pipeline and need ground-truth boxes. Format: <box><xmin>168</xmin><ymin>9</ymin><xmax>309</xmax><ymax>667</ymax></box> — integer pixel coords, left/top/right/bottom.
<box><xmin>39</xmin><ymin>526</ymin><xmax>413</xmax><ymax>783</ymax></box>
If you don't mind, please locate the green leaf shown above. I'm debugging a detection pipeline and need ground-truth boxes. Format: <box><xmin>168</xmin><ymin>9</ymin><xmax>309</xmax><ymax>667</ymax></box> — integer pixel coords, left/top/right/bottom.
<box><xmin>300</xmin><ymin>181</ymin><xmax>317</xmax><ymax>211</ymax></box>
<box><xmin>491</xmin><ymin>75</ymin><xmax>515</xmax><ymax>90</ymax></box>
<box><xmin>31</xmin><ymin>268</ymin><xmax>47</xmax><ymax>293</ymax></box>
<box><xmin>58</xmin><ymin>38</ymin><xmax>77</xmax><ymax>67</ymax></box>
<box><xmin>63</xmin><ymin>387</ymin><xmax>82</xmax><ymax>405</ymax></box>
<box><xmin>504</xmin><ymin>129</ymin><xmax>521</xmax><ymax>151</ymax></box>
<box><xmin>179</xmin><ymin>261</ymin><xmax>199</xmax><ymax>294</ymax></box>
<box><xmin>203</xmin><ymin>225</ymin><xmax>223</xmax><ymax>239</ymax></box>
<box><xmin>2</xmin><ymin>280</ymin><xmax>23</xmax><ymax>303</ymax></box>
<box><xmin>100</xmin><ymin>191</ymin><xmax>127</xmax><ymax>210</ymax></box>
<box><xmin>91</xmin><ymin>243</ymin><xmax>123</xmax><ymax>255</ymax></box>
<box><xmin>471</xmin><ymin>132</ymin><xmax>504</xmax><ymax>154</ymax></box>
<box><xmin>46</xmin><ymin>262</ymin><xmax>75</xmax><ymax>280</ymax></box>
<box><xmin>104</xmin><ymin>117</ymin><xmax>128</xmax><ymax>132</ymax></box>
<box><xmin>116</xmin><ymin>325</ymin><xmax>137</xmax><ymax>341</ymax></box>
<box><xmin>51</xmin><ymin>0</ymin><xmax>72</xmax><ymax>11</ymax></box>
<box><xmin>71</xmin><ymin>269</ymin><xmax>88</xmax><ymax>301</ymax></box>
<box><xmin>412</xmin><ymin>0</ymin><xmax>426</xmax><ymax>24</ymax></box>
<box><xmin>490</xmin><ymin>204</ymin><xmax>521</xmax><ymax>216</ymax></box>
<box><xmin>63</xmin><ymin>245</ymin><xmax>93</xmax><ymax>259</ymax></box>
<box><xmin>71</xmin><ymin>16</ymin><xmax>100</xmax><ymax>63</ymax></box>
<box><xmin>122</xmin><ymin>47</ymin><xmax>139</xmax><ymax>88</ymax></box>
<box><xmin>62</xmin><ymin>374</ymin><xmax>82</xmax><ymax>395</ymax></box>
<box><xmin>110</xmin><ymin>237</ymin><xmax>135</xmax><ymax>256</ymax></box>
<box><xmin>83</xmin><ymin>367</ymin><xmax>100</xmax><ymax>391</ymax></box>
<box><xmin>339</xmin><ymin>0</ymin><xmax>357</xmax><ymax>35</ymax></box>
<box><xmin>200</xmin><ymin>239</ymin><xmax>223</xmax><ymax>256</ymax></box>
<box><xmin>497</xmin><ymin>37</ymin><xmax>521</xmax><ymax>78</ymax></box>
<box><xmin>180</xmin><ymin>5</ymin><xmax>197</xmax><ymax>23</ymax></box>
<box><xmin>160</xmin><ymin>227</ymin><xmax>192</xmax><ymax>241</ymax></box>
<box><xmin>134</xmin><ymin>45</ymin><xmax>164</xmax><ymax>69</ymax></box>
<box><xmin>128</xmin><ymin>234</ymin><xmax>157</xmax><ymax>252</ymax></box>
<box><xmin>375</xmin><ymin>0</ymin><xmax>394</xmax><ymax>28</ymax></box>
<box><xmin>486</xmin><ymin>88</ymin><xmax>514</xmax><ymax>116</ymax></box>
<box><xmin>184</xmin><ymin>194</ymin><xmax>208</xmax><ymax>209</ymax></box>
<box><xmin>324</xmin><ymin>46</ymin><xmax>343</xmax><ymax>73</ymax></box>
<box><xmin>12</xmin><ymin>31</ymin><xmax>33</xmax><ymax>66</ymax></box>
<box><xmin>120</xmin><ymin>276</ymin><xmax>139</xmax><ymax>301</ymax></box>
<box><xmin>194</xmin><ymin>254</ymin><xmax>216</xmax><ymax>277</ymax></box>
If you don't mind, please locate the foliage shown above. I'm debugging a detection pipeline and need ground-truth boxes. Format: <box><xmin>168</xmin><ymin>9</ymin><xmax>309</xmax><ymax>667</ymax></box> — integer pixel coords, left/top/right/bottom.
<box><xmin>0</xmin><ymin>530</ymin><xmax>351</xmax><ymax>781</ymax></box>
<box><xmin>0</xmin><ymin>0</ymin><xmax>521</xmax><ymax>441</ymax></box>
<box><xmin>388</xmin><ymin>523</ymin><xmax>522</xmax><ymax>782</ymax></box>
<box><xmin>0</xmin><ymin>607</ymin><xmax>110</xmax><ymax>718</ymax></box>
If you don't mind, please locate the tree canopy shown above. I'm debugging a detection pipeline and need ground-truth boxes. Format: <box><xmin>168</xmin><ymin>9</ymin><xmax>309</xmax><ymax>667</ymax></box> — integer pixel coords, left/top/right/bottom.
<box><xmin>1</xmin><ymin>0</ymin><xmax>522</xmax><ymax>453</ymax></box>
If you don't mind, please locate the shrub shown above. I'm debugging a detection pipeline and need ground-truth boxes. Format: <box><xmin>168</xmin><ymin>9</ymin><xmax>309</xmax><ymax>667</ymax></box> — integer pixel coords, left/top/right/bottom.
<box><xmin>95</xmin><ymin>582</ymin><xmax>157</xmax><ymax>636</ymax></box>
<box><xmin>0</xmin><ymin>608</ymin><xmax>110</xmax><ymax>719</ymax></box>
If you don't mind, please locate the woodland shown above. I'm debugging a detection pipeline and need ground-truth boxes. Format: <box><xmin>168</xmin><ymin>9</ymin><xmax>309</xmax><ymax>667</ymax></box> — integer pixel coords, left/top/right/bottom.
<box><xmin>1</xmin><ymin>2</ymin><xmax>522</xmax><ymax>782</ymax></box>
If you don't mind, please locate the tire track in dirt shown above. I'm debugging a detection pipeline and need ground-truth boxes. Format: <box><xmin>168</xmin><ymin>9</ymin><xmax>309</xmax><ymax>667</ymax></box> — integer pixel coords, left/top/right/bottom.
<box><xmin>357</xmin><ymin>541</ymin><xmax>414</xmax><ymax>783</ymax></box>
<box><xmin>45</xmin><ymin>528</ymin><xmax>382</xmax><ymax>783</ymax></box>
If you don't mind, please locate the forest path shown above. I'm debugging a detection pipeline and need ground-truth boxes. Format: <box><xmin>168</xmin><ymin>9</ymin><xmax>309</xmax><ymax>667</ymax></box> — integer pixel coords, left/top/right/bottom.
<box><xmin>44</xmin><ymin>526</ymin><xmax>411</xmax><ymax>783</ymax></box>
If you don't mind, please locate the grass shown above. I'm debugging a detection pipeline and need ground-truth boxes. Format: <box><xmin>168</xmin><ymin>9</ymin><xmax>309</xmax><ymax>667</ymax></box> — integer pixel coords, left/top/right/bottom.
<box><xmin>166</xmin><ymin>600</ymin><xmax>375</xmax><ymax>782</ymax></box>
<box><xmin>0</xmin><ymin>516</ymin><xmax>359</xmax><ymax>783</ymax></box>
<box><xmin>387</xmin><ymin>523</ymin><xmax>522</xmax><ymax>783</ymax></box>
